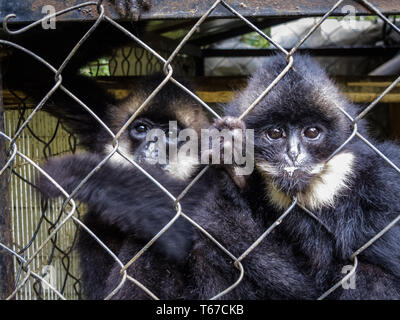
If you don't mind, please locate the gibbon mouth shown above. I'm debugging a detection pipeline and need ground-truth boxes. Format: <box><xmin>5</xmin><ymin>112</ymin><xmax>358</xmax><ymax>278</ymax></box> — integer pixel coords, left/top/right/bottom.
<box><xmin>281</xmin><ymin>163</ymin><xmax>325</xmax><ymax>178</ymax></box>
<box><xmin>142</xmin><ymin>141</ymin><xmax>161</xmax><ymax>161</ymax></box>
<box><xmin>281</xmin><ymin>166</ymin><xmax>309</xmax><ymax>178</ymax></box>
<box><xmin>273</xmin><ymin>172</ymin><xmax>313</xmax><ymax>195</ymax></box>
<box><xmin>276</xmin><ymin>167</ymin><xmax>316</xmax><ymax>192</ymax></box>
<box><xmin>283</xmin><ymin>166</ymin><xmax>298</xmax><ymax>177</ymax></box>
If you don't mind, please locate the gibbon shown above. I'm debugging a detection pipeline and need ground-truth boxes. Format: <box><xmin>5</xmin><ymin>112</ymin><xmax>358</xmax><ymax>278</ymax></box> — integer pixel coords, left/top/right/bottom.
<box><xmin>215</xmin><ymin>54</ymin><xmax>400</xmax><ymax>296</ymax></box>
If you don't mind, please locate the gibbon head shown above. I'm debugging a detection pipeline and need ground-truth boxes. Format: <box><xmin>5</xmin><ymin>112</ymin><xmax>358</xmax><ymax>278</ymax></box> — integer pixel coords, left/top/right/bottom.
<box><xmin>105</xmin><ymin>79</ymin><xmax>210</xmax><ymax>180</ymax></box>
<box><xmin>227</xmin><ymin>55</ymin><xmax>360</xmax><ymax>209</ymax></box>
<box><xmin>43</xmin><ymin>75</ymin><xmax>209</xmax><ymax>181</ymax></box>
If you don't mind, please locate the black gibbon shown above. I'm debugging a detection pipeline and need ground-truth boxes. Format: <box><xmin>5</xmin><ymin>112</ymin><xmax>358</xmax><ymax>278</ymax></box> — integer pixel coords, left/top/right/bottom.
<box><xmin>36</xmin><ymin>76</ymin><xmax>213</xmax><ymax>299</ymax></box>
<box><xmin>2</xmin><ymin>2</ymin><xmax>210</xmax><ymax>298</ymax></box>
<box><xmin>28</xmin><ymin>55</ymin><xmax>317</xmax><ymax>298</ymax></box>
<box><xmin>37</xmin><ymin>69</ymin><xmax>400</xmax><ymax>300</ymax></box>
<box><xmin>217</xmin><ymin>54</ymin><xmax>400</xmax><ymax>296</ymax></box>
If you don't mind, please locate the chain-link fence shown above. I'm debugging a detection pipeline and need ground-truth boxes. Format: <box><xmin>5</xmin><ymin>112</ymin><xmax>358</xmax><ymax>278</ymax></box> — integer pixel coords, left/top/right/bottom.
<box><xmin>0</xmin><ymin>0</ymin><xmax>399</xmax><ymax>300</ymax></box>
<box><xmin>204</xmin><ymin>14</ymin><xmax>400</xmax><ymax>76</ymax></box>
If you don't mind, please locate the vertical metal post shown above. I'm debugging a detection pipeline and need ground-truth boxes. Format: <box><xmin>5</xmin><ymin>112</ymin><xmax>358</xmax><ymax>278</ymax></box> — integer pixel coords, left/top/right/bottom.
<box><xmin>0</xmin><ymin>51</ymin><xmax>15</xmax><ymax>300</ymax></box>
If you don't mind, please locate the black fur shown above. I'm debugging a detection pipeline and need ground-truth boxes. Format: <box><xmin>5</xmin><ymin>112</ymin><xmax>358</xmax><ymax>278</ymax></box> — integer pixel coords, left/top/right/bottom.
<box><xmin>3</xmin><ymin>1</ymin><xmax>331</xmax><ymax>299</ymax></box>
<box><xmin>4</xmin><ymin>20</ymin><xmax>211</xmax><ymax>298</ymax></box>
<box><xmin>223</xmin><ymin>54</ymin><xmax>400</xmax><ymax>296</ymax></box>
<box><xmin>24</xmin><ymin>72</ymin><xmax>208</xmax><ymax>299</ymax></box>
<box><xmin>39</xmin><ymin>154</ymin><xmax>194</xmax><ymax>262</ymax></box>
<box><xmin>38</xmin><ymin>153</ymin><xmax>319</xmax><ymax>299</ymax></box>
<box><xmin>16</xmin><ymin>15</ymin><xmax>398</xmax><ymax>297</ymax></box>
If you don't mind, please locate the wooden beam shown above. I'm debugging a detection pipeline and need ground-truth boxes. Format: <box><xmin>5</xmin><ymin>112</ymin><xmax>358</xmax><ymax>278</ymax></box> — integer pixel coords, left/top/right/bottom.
<box><xmin>3</xmin><ymin>76</ymin><xmax>400</xmax><ymax>106</ymax></box>
<box><xmin>190</xmin><ymin>18</ymin><xmax>295</xmax><ymax>46</ymax></box>
<box><xmin>1</xmin><ymin>0</ymin><xmax>399</xmax><ymax>23</ymax></box>
<box><xmin>197</xmin><ymin>91</ymin><xmax>400</xmax><ymax>104</ymax></box>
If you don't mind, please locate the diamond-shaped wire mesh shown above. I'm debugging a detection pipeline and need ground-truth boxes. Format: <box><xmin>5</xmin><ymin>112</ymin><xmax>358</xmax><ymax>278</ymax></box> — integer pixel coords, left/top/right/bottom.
<box><xmin>0</xmin><ymin>0</ymin><xmax>399</xmax><ymax>300</ymax></box>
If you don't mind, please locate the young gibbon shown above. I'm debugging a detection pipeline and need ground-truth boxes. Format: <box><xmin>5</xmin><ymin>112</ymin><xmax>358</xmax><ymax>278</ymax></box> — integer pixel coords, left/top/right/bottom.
<box><xmin>1</xmin><ymin>1</ymin><xmax>210</xmax><ymax>298</ymax></box>
<box><xmin>36</xmin><ymin>76</ymin><xmax>214</xmax><ymax>299</ymax></box>
<box><xmin>216</xmin><ymin>54</ymin><xmax>400</xmax><ymax>296</ymax></box>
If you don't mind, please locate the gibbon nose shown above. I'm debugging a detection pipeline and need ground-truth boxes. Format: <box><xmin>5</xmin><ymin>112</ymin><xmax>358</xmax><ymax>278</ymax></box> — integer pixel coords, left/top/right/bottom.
<box><xmin>288</xmin><ymin>149</ymin><xmax>299</xmax><ymax>163</ymax></box>
<box><xmin>287</xmin><ymin>137</ymin><xmax>300</xmax><ymax>163</ymax></box>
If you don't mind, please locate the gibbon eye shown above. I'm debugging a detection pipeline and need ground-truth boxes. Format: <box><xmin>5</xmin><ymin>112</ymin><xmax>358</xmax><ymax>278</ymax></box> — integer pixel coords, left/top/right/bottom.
<box><xmin>303</xmin><ymin>127</ymin><xmax>320</xmax><ymax>139</ymax></box>
<box><xmin>134</xmin><ymin>123</ymin><xmax>149</xmax><ymax>133</ymax></box>
<box><xmin>266</xmin><ymin>128</ymin><xmax>285</xmax><ymax>140</ymax></box>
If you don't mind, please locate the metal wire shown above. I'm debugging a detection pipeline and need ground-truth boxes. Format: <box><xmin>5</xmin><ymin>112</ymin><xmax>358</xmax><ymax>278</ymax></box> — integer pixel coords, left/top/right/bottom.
<box><xmin>0</xmin><ymin>0</ymin><xmax>399</xmax><ymax>301</ymax></box>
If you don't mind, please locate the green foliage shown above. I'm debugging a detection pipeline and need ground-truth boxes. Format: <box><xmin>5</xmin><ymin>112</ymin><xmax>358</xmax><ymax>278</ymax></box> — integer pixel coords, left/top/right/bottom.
<box><xmin>79</xmin><ymin>58</ymin><xmax>110</xmax><ymax>77</ymax></box>
<box><xmin>240</xmin><ymin>28</ymin><xmax>271</xmax><ymax>48</ymax></box>
<box><xmin>162</xmin><ymin>29</ymin><xmax>190</xmax><ymax>40</ymax></box>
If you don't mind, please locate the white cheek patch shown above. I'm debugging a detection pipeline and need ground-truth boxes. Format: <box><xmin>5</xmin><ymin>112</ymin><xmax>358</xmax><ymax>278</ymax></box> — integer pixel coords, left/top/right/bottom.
<box><xmin>262</xmin><ymin>152</ymin><xmax>355</xmax><ymax>211</ymax></box>
<box><xmin>256</xmin><ymin>161</ymin><xmax>279</xmax><ymax>176</ymax></box>
<box><xmin>164</xmin><ymin>148</ymin><xmax>199</xmax><ymax>181</ymax></box>
<box><xmin>310</xmin><ymin>163</ymin><xmax>325</xmax><ymax>175</ymax></box>
<box><xmin>267</xmin><ymin>183</ymin><xmax>292</xmax><ymax>210</ymax></box>
<box><xmin>304</xmin><ymin>151</ymin><xmax>354</xmax><ymax>210</ymax></box>
<box><xmin>105</xmin><ymin>141</ymin><xmax>199</xmax><ymax>181</ymax></box>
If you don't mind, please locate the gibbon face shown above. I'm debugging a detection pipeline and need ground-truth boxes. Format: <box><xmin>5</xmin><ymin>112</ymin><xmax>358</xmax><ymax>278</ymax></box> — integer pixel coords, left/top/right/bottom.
<box><xmin>128</xmin><ymin>116</ymin><xmax>184</xmax><ymax>164</ymax></box>
<box><xmin>252</xmin><ymin>99</ymin><xmax>349</xmax><ymax>196</ymax></box>
<box><xmin>228</xmin><ymin>55</ymin><xmax>358</xmax><ymax>209</ymax></box>
<box><xmin>105</xmin><ymin>80</ymin><xmax>210</xmax><ymax>180</ymax></box>
<box><xmin>41</xmin><ymin>75</ymin><xmax>209</xmax><ymax>181</ymax></box>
